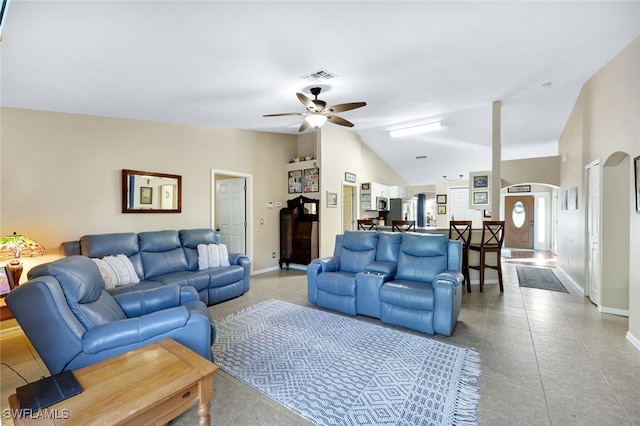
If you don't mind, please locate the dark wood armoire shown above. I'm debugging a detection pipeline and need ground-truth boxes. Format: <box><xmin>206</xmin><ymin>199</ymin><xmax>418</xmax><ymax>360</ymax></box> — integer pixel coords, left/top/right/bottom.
<box><xmin>279</xmin><ymin>195</ymin><xmax>319</xmax><ymax>269</ymax></box>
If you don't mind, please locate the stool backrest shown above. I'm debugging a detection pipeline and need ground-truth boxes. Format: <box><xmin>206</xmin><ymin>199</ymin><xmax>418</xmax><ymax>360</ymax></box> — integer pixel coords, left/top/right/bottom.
<box><xmin>480</xmin><ymin>221</ymin><xmax>505</xmax><ymax>248</ymax></box>
<box><xmin>449</xmin><ymin>221</ymin><xmax>472</xmax><ymax>247</ymax></box>
<box><xmin>391</xmin><ymin>220</ymin><xmax>416</xmax><ymax>232</ymax></box>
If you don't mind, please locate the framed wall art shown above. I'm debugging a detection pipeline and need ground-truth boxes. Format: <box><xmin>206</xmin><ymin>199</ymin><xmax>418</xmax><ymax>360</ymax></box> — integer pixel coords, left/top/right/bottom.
<box><xmin>345</xmin><ymin>172</ymin><xmax>356</xmax><ymax>183</ymax></box>
<box><xmin>635</xmin><ymin>156</ymin><xmax>640</xmax><ymax>213</ymax></box>
<box><xmin>303</xmin><ymin>168</ymin><xmax>319</xmax><ymax>193</ymax></box>
<box><xmin>473</xmin><ymin>191</ymin><xmax>489</xmax><ymax>205</ymax></box>
<box><xmin>437</xmin><ymin>205</ymin><xmax>446</xmax><ymax>215</ymax></box>
<box><xmin>508</xmin><ymin>185</ymin><xmax>531</xmax><ymax>193</ymax></box>
<box><xmin>327</xmin><ymin>191</ymin><xmax>338</xmax><ymax>207</ymax></box>
<box><xmin>473</xmin><ymin>175</ymin><xmax>488</xmax><ymax>188</ymax></box>
<box><xmin>436</xmin><ymin>194</ymin><xmax>447</xmax><ymax>204</ymax></box>
<box><xmin>568</xmin><ymin>186</ymin><xmax>578</xmax><ymax>210</ymax></box>
<box><xmin>140</xmin><ymin>187</ymin><xmax>153</xmax><ymax>204</ymax></box>
<box><xmin>288</xmin><ymin>170</ymin><xmax>302</xmax><ymax>194</ymax></box>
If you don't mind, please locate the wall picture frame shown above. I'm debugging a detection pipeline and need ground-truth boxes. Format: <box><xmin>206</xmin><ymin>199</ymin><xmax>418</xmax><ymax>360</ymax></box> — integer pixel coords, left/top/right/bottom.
<box><xmin>568</xmin><ymin>186</ymin><xmax>578</xmax><ymax>210</ymax></box>
<box><xmin>327</xmin><ymin>191</ymin><xmax>338</xmax><ymax>207</ymax></box>
<box><xmin>635</xmin><ymin>156</ymin><xmax>640</xmax><ymax>213</ymax></box>
<box><xmin>508</xmin><ymin>185</ymin><xmax>531</xmax><ymax>193</ymax></box>
<box><xmin>436</xmin><ymin>194</ymin><xmax>447</xmax><ymax>204</ymax></box>
<box><xmin>473</xmin><ymin>191</ymin><xmax>489</xmax><ymax>205</ymax></box>
<box><xmin>437</xmin><ymin>205</ymin><xmax>446</xmax><ymax>215</ymax></box>
<box><xmin>303</xmin><ymin>168</ymin><xmax>319</xmax><ymax>193</ymax></box>
<box><xmin>345</xmin><ymin>172</ymin><xmax>356</xmax><ymax>183</ymax></box>
<box><xmin>473</xmin><ymin>175</ymin><xmax>488</xmax><ymax>188</ymax></box>
<box><xmin>140</xmin><ymin>187</ymin><xmax>153</xmax><ymax>204</ymax></box>
<box><xmin>288</xmin><ymin>170</ymin><xmax>302</xmax><ymax>194</ymax></box>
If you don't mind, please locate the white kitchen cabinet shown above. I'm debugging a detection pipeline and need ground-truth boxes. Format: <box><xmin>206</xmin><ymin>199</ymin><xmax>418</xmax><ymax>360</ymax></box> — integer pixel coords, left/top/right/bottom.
<box><xmin>389</xmin><ymin>185</ymin><xmax>406</xmax><ymax>199</ymax></box>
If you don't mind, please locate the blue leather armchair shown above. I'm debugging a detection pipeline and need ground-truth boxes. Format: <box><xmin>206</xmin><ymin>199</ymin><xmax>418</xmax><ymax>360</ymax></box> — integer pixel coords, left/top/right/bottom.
<box><xmin>6</xmin><ymin>256</ymin><xmax>215</xmax><ymax>374</ymax></box>
<box><xmin>379</xmin><ymin>233</ymin><xmax>463</xmax><ymax>336</ymax></box>
<box><xmin>307</xmin><ymin>231</ymin><xmax>379</xmax><ymax>315</ymax></box>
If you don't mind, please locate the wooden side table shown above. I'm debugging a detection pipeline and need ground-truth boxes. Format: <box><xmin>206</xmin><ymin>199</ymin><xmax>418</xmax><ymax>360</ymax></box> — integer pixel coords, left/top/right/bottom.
<box><xmin>8</xmin><ymin>338</ymin><xmax>219</xmax><ymax>425</ymax></box>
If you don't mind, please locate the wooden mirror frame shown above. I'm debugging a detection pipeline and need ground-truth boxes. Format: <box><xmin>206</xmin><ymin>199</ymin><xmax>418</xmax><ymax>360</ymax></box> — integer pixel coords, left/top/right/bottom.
<box><xmin>122</xmin><ymin>169</ymin><xmax>182</xmax><ymax>213</ymax></box>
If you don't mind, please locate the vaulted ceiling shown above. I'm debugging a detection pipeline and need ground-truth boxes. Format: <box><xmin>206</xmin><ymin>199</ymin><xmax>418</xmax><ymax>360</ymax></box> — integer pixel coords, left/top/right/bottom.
<box><xmin>2</xmin><ymin>1</ymin><xmax>638</xmax><ymax>185</ymax></box>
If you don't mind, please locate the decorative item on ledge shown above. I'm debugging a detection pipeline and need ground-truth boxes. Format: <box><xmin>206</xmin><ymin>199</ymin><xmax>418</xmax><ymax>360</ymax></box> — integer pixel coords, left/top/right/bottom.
<box><xmin>0</xmin><ymin>232</ymin><xmax>46</xmax><ymax>285</ymax></box>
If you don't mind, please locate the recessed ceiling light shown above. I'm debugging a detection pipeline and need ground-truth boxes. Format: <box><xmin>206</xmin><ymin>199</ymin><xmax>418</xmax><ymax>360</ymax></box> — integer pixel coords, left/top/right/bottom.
<box><xmin>390</xmin><ymin>122</ymin><xmax>442</xmax><ymax>138</ymax></box>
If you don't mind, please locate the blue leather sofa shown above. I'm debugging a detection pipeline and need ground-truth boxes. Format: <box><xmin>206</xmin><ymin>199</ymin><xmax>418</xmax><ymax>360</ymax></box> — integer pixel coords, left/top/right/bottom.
<box><xmin>6</xmin><ymin>256</ymin><xmax>215</xmax><ymax>374</ymax></box>
<box><xmin>307</xmin><ymin>231</ymin><xmax>463</xmax><ymax>336</ymax></box>
<box><xmin>61</xmin><ymin>228</ymin><xmax>250</xmax><ymax>306</ymax></box>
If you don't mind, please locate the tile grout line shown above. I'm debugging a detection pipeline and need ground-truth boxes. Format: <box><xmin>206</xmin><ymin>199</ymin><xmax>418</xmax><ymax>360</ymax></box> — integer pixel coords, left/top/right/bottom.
<box><xmin>553</xmin><ymin>289</ymin><xmax>635</xmax><ymax>425</ymax></box>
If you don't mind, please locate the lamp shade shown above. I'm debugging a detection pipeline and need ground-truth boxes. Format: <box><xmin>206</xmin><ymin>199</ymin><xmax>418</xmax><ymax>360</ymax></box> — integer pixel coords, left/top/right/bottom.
<box><xmin>0</xmin><ymin>232</ymin><xmax>46</xmax><ymax>262</ymax></box>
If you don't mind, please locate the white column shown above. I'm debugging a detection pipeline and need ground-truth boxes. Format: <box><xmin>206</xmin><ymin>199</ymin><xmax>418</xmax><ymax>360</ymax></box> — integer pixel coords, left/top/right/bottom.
<box><xmin>491</xmin><ymin>100</ymin><xmax>501</xmax><ymax>220</ymax></box>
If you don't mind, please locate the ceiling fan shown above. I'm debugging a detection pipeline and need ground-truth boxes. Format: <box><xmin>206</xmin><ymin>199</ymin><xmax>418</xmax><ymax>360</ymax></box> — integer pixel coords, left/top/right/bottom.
<box><xmin>263</xmin><ymin>87</ymin><xmax>366</xmax><ymax>132</ymax></box>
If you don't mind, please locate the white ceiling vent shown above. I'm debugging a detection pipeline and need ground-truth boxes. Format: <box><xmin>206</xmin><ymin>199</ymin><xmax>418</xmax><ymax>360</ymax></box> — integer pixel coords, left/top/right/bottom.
<box><xmin>301</xmin><ymin>68</ymin><xmax>337</xmax><ymax>82</ymax></box>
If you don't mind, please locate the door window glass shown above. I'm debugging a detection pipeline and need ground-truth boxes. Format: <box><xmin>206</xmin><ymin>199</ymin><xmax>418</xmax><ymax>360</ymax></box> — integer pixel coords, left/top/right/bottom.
<box><xmin>512</xmin><ymin>201</ymin><xmax>526</xmax><ymax>228</ymax></box>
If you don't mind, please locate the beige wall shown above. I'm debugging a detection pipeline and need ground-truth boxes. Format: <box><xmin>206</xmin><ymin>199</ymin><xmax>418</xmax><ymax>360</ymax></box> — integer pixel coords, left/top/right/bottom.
<box><xmin>557</xmin><ymin>37</ymin><xmax>639</xmax><ymax>341</ymax></box>
<box><xmin>0</xmin><ymin>108</ymin><xmax>298</xmax><ymax>273</ymax></box>
<box><xmin>317</xmin><ymin>126</ymin><xmax>407</xmax><ymax>257</ymax></box>
<box><xmin>0</xmin><ymin>108</ymin><xmax>407</xmax><ymax>276</ymax></box>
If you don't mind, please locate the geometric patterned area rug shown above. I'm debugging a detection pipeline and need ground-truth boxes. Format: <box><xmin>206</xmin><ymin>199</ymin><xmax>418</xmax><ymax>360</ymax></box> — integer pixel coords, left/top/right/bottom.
<box><xmin>213</xmin><ymin>300</ymin><xmax>481</xmax><ymax>425</ymax></box>
<box><xmin>516</xmin><ymin>266</ymin><xmax>569</xmax><ymax>293</ymax></box>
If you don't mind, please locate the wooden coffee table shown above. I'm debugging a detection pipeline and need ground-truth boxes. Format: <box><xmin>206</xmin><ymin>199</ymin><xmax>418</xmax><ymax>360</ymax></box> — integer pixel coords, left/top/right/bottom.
<box><xmin>8</xmin><ymin>338</ymin><xmax>219</xmax><ymax>425</ymax></box>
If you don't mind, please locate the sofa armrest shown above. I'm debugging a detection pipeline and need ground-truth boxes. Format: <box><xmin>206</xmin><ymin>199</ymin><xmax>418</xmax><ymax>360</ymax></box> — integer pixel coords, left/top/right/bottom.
<box><xmin>306</xmin><ymin>257</ymin><xmax>339</xmax><ymax>304</ymax></box>
<box><xmin>432</xmin><ymin>271</ymin><xmax>464</xmax><ymax>336</ymax></box>
<box><xmin>433</xmin><ymin>271</ymin><xmax>463</xmax><ymax>288</ymax></box>
<box><xmin>311</xmin><ymin>256</ymin><xmax>340</xmax><ymax>272</ymax></box>
<box><xmin>229</xmin><ymin>253</ymin><xmax>248</xmax><ymax>265</ymax></box>
<box><xmin>82</xmin><ymin>306</ymin><xmax>189</xmax><ymax>353</ymax></box>
<box><xmin>114</xmin><ymin>285</ymin><xmax>191</xmax><ymax>317</ymax></box>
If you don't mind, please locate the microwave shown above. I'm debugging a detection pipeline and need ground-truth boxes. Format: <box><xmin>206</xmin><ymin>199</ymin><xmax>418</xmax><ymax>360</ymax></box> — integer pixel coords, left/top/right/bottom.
<box><xmin>376</xmin><ymin>197</ymin><xmax>388</xmax><ymax>211</ymax></box>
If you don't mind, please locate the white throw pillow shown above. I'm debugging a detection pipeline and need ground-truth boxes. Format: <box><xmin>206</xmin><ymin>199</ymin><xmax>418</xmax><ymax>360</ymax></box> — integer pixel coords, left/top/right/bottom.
<box><xmin>197</xmin><ymin>243</ymin><xmax>230</xmax><ymax>270</ymax></box>
<box><xmin>219</xmin><ymin>244</ymin><xmax>230</xmax><ymax>267</ymax></box>
<box><xmin>92</xmin><ymin>254</ymin><xmax>140</xmax><ymax>289</ymax></box>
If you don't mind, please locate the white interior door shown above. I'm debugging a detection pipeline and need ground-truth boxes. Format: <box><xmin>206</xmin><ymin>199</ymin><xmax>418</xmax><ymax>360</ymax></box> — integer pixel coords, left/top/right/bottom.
<box><xmin>216</xmin><ymin>177</ymin><xmax>246</xmax><ymax>254</ymax></box>
<box><xmin>586</xmin><ymin>162</ymin><xmax>601</xmax><ymax>306</ymax></box>
<box><xmin>449</xmin><ymin>187</ymin><xmax>483</xmax><ymax>228</ymax></box>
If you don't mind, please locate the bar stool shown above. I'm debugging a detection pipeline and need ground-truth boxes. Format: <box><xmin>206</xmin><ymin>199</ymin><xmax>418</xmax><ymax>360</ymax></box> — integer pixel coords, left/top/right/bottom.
<box><xmin>449</xmin><ymin>220</ymin><xmax>472</xmax><ymax>293</ymax></box>
<box><xmin>469</xmin><ymin>221</ymin><xmax>505</xmax><ymax>292</ymax></box>
<box><xmin>391</xmin><ymin>220</ymin><xmax>416</xmax><ymax>232</ymax></box>
<box><xmin>357</xmin><ymin>219</ymin><xmax>376</xmax><ymax>230</ymax></box>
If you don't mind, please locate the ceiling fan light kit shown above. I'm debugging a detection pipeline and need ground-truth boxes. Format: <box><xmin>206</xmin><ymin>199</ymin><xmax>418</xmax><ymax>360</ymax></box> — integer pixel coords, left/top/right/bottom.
<box><xmin>389</xmin><ymin>121</ymin><xmax>442</xmax><ymax>138</ymax></box>
<box><xmin>306</xmin><ymin>114</ymin><xmax>328</xmax><ymax>128</ymax></box>
<box><xmin>264</xmin><ymin>87</ymin><xmax>366</xmax><ymax>132</ymax></box>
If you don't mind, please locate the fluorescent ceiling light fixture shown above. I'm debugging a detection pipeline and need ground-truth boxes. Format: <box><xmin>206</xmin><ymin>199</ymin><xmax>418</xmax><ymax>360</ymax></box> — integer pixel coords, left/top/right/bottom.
<box><xmin>306</xmin><ymin>114</ymin><xmax>328</xmax><ymax>128</ymax></box>
<box><xmin>389</xmin><ymin>121</ymin><xmax>442</xmax><ymax>138</ymax></box>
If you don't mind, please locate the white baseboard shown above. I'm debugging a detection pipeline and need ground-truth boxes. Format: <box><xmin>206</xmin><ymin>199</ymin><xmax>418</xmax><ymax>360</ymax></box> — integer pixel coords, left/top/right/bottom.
<box><xmin>556</xmin><ymin>266</ymin><xmax>585</xmax><ymax>295</ymax></box>
<box><xmin>252</xmin><ymin>264</ymin><xmax>307</xmax><ymax>275</ymax></box>
<box><xmin>599</xmin><ymin>306</ymin><xmax>629</xmax><ymax>317</ymax></box>
<box><xmin>626</xmin><ymin>331</ymin><xmax>640</xmax><ymax>352</ymax></box>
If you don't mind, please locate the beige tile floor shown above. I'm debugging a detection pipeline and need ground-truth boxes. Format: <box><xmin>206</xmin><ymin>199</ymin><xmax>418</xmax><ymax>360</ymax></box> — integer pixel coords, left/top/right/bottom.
<box><xmin>1</xmin><ymin>261</ymin><xmax>639</xmax><ymax>425</ymax></box>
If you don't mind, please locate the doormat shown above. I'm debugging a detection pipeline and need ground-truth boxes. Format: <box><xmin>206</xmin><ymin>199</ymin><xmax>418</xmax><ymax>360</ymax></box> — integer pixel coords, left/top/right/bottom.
<box><xmin>213</xmin><ymin>300</ymin><xmax>481</xmax><ymax>425</ymax></box>
<box><xmin>516</xmin><ymin>266</ymin><xmax>569</xmax><ymax>293</ymax></box>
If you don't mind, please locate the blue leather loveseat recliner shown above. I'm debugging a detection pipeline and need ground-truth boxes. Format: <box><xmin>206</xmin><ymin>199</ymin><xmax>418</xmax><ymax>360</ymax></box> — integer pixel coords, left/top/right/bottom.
<box><xmin>307</xmin><ymin>231</ymin><xmax>463</xmax><ymax>336</ymax></box>
<box><xmin>6</xmin><ymin>256</ymin><xmax>215</xmax><ymax>374</ymax></box>
<box><xmin>61</xmin><ymin>228</ymin><xmax>250</xmax><ymax>306</ymax></box>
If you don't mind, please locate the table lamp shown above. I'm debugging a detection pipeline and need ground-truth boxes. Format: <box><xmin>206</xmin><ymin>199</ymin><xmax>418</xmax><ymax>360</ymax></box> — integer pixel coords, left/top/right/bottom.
<box><xmin>0</xmin><ymin>232</ymin><xmax>46</xmax><ymax>285</ymax></box>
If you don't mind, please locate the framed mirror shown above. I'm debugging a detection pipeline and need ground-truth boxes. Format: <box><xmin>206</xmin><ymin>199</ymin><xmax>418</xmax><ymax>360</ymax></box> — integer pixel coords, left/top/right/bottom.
<box><xmin>122</xmin><ymin>169</ymin><xmax>182</xmax><ymax>213</ymax></box>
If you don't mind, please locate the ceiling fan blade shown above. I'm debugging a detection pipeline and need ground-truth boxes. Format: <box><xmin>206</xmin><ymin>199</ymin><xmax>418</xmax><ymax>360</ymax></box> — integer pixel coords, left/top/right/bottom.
<box><xmin>327</xmin><ymin>102</ymin><xmax>367</xmax><ymax>113</ymax></box>
<box><xmin>327</xmin><ymin>115</ymin><xmax>354</xmax><ymax>127</ymax></box>
<box><xmin>263</xmin><ymin>112</ymin><xmax>304</xmax><ymax>117</ymax></box>
<box><xmin>296</xmin><ymin>93</ymin><xmax>317</xmax><ymax>112</ymax></box>
<box><xmin>298</xmin><ymin>120</ymin><xmax>310</xmax><ymax>132</ymax></box>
